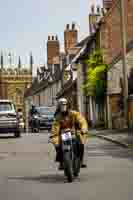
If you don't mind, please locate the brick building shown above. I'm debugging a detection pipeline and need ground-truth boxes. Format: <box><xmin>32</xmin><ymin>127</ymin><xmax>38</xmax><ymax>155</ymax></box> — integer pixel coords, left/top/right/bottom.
<box><xmin>100</xmin><ymin>0</ymin><xmax>133</xmax><ymax>65</ymax></box>
<box><xmin>100</xmin><ymin>0</ymin><xmax>133</xmax><ymax>128</ymax></box>
<box><xmin>25</xmin><ymin>23</ymin><xmax>79</xmax><ymax>109</ymax></box>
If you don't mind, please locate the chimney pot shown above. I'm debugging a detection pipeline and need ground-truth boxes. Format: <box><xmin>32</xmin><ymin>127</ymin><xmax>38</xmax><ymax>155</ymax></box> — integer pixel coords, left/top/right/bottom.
<box><xmin>48</xmin><ymin>35</ymin><xmax>50</xmax><ymax>40</ymax></box>
<box><xmin>91</xmin><ymin>5</ymin><xmax>95</xmax><ymax>14</ymax></box>
<box><xmin>66</xmin><ymin>24</ymin><xmax>69</xmax><ymax>30</ymax></box>
<box><xmin>56</xmin><ymin>35</ymin><xmax>58</xmax><ymax>40</ymax></box>
<box><xmin>97</xmin><ymin>6</ymin><xmax>100</xmax><ymax>14</ymax></box>
<box><xmin>52</xmin><ymin>35</ymin><xmax>54</xmax><ymax>40</ymax></box>
<box><xmin>72</xmin><ymin>23</ymin><xmax>75</xmax><ymax>30</ymax></box>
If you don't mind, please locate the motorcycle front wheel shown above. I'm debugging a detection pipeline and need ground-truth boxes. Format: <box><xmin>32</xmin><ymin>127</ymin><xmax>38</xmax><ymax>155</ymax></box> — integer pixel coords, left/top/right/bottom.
<box><xmin>63</xmin><ymin>151</ymin><xmax>73</xmax><ymax>183</ymax></box>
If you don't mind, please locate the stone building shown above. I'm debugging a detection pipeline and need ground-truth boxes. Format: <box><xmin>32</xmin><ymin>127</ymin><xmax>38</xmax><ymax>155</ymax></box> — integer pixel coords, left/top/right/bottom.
<box><xmin>0</xmin><ymin>54</ymin><xmax>33</xmax><ymax>113</ymax></box>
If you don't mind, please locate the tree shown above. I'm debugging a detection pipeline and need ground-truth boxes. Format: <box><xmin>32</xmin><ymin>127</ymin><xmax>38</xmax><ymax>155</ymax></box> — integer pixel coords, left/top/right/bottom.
<box><xmin>82</xmin><ymin>50</ymin><xmax>108</xmax><ymax>102</ymax></box>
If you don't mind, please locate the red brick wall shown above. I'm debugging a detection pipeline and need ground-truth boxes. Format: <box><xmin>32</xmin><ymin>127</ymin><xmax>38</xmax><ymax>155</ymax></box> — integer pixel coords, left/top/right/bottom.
<box><xmin>47</xmin><ymin>36</ymin><xmax>60</xmax><ymax>65</ymax></box>
<box><xmin>101</xmin><ymin>0</ymin><xmax>133</xmax><ymax>64</ymax></box>
<box><xmin>64</xmin><ymin>24</ymin><xmax>78</xmax><ymax>54</ymax></box>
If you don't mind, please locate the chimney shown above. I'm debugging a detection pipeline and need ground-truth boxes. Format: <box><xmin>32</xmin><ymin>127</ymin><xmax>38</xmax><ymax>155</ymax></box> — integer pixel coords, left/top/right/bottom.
<box><xmin>91</xmin><ymin>5</ymin><xmax>95</xmax><ymax>14</ymax></box>
<box><xmin>103</xmin><ymin>0</ymin><xmax>113</xmax><ymax>11</ymax></box>
<box><xmin>56</xmin><ymin>35</ymin><xmax>58</xmax><ymax>40</ymax></box>
<box><xmin>89</xmin><ymin>5</ymin><xmax>101</xmax><ymax>35</ymax></box>
<box><xmin>64</xmin><ymin>23</ymin><xmax>78</xmax><ymax>54</ymax></box>
<box><xmin>47</xmin><ymin>35</ymin><xmax>60</xmax><ymax>65</ymax></box>
<box><xmin>97</xmin><ymin>6</ymin><xmax>100</xmax><ymax>14</ymax></box>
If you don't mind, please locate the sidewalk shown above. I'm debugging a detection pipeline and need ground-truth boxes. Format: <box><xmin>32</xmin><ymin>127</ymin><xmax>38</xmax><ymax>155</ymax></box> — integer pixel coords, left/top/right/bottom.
<box><xmin>89</xmin><ymin>128</ymin><xmax>133</xmax><ymax>149</ymax></box>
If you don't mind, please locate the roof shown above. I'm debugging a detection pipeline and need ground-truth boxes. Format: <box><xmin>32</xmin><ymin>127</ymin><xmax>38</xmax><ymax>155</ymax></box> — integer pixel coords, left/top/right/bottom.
<box><xmin>56</xmin><ymin>79</ymin><xmax>77</xmax><ymax>99</ymax></box>
<box><xmin>71</xmin><ymin>30</ymin><xmax>100</xmax><ymax>65</ymax></box>
<box><xmin>71</xmin><ymin>44</ymin><xmax>87</xmax><ymax>64</ymax></box>
<box><xmin>24</xmin><ymin>63</ymin><xmax>62</xmax><ymax>98</ymax></box>
<box><xmin>76</xmin><ymin>35</ymin><xmax>91</xmax><ymax>47</ymax></box>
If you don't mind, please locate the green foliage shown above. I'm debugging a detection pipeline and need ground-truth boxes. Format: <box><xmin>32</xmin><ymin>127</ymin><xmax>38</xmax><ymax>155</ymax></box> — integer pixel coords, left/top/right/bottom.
<box><xmin>82</xmin><ymin>50</ymin><xmax>108</xmax><ymax>98</ymax></box>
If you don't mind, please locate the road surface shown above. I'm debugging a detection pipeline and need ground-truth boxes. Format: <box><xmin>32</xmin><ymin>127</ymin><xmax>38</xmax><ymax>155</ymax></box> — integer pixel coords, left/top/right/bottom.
<box><xmin>0</xmin><ymin>132</ymin><xmax>133</xmax><ymax>200</ymax></box>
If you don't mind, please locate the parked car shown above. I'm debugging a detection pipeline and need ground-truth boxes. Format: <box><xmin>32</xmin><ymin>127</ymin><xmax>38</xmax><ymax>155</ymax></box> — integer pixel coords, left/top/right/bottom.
<box><xmin>29</xmin><ymin>106</ymin><xmax>55</xmax><ymax>132</ymax></box>
<box><xmin>0</xmin><ymin>100</ymin><xmax>21</xmax><ymax>137</ymax></box>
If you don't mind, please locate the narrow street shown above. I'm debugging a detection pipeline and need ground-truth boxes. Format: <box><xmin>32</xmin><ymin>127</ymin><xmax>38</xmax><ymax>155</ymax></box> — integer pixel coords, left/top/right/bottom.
<box><xmin>0</xmin><ymin>133</ymin><xmax>133</xmax><ymax>200</ymax></box>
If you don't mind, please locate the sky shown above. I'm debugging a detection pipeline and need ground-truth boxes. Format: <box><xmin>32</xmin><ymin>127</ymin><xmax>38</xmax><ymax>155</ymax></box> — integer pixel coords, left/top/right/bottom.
<box><xmin>0</xmin><ymin>0</ymin><xmax>102</xmax><ymax>72</ymax></box>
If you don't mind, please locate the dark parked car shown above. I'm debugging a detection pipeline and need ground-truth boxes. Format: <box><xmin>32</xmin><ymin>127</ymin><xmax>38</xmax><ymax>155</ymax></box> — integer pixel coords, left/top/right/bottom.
<box><xmin>29</xmin><ymin>106</ymin><xmax>55</xmax><ymax>132</ymax></box>
<box><xmin>0</xmin><ymin>100</ymin><xmax>21</xmax><ymax>137</ymax></box>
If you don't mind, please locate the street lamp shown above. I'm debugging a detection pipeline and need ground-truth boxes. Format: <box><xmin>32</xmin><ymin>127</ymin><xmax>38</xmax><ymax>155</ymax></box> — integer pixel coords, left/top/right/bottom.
<box><xmin>119</xmin><ymin>0</ymin><xmax>128</xmax><ymax>127</ymax></box>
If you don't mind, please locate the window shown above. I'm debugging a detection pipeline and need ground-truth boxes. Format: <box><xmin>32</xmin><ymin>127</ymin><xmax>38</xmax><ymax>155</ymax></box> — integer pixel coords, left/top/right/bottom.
<box><xmin>0</xmin><ymin>102</ymin><xmax>13</xmax><ymax>111</ymax></box>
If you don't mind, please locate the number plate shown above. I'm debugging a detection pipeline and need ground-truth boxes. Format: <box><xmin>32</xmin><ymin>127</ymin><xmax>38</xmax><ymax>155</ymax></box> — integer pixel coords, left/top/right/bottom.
<box><xmin>61</xmin><ymin>132</ymin><xmax>72</xmax><ymax>141</ymax></box>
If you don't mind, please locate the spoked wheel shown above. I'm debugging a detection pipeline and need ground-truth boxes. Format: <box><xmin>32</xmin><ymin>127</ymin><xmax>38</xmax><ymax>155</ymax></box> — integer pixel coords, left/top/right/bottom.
<box><xmin>63</xmin><ymin>152</ymin><xmax>73</xmax><ymax>183</ymax></box>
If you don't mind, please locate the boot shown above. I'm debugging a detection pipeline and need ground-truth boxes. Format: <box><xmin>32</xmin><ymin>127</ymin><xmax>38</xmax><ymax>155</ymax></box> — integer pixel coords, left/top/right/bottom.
<box><xmin>80</xmin><ymin>163</ymin><xmax>87</xmax><ymax>168</ymax></box>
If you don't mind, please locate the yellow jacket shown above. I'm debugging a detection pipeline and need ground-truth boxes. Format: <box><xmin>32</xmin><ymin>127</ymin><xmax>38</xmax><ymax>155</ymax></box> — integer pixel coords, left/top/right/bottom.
<box><xmin>51</xmin><ymin>110</ymin><xmax>88</xmax><ymax>145</ymax></box>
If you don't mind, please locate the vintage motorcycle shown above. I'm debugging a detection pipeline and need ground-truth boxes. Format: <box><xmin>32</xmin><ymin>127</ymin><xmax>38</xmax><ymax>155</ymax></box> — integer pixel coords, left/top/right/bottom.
<box><xmin>61</xmin><ymin>129</ymin><xmax>81</xmax><ymax>182</ymax></box>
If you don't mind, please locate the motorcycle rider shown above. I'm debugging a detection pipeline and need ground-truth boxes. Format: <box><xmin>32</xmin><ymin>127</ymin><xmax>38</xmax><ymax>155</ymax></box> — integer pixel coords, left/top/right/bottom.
<box><xmin>29</xmin><ymin>104</ymin><xmax>39</xmax><ymax>132</ymax></box>
<box><xmin>51</xmin><ymin>98</ymin><xmax>88</xmax><ymax>170</ymax></box>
